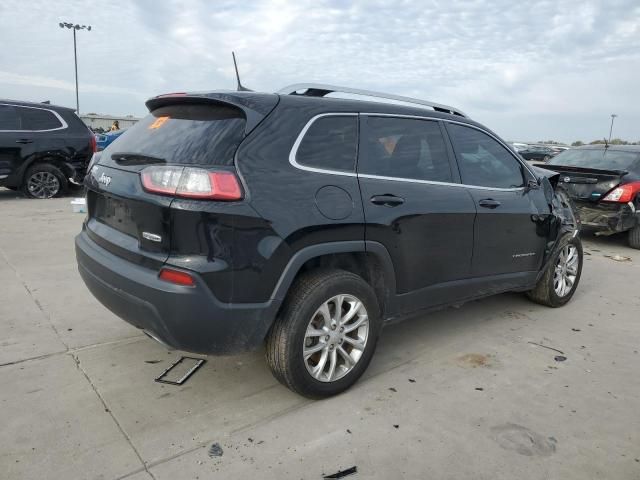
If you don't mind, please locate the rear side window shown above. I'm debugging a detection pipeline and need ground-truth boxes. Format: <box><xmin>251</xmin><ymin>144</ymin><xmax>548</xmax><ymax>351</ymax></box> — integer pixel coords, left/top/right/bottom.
<box><xmin>447</xmin><ymin>123</ymin><xmax>524</xmax><ymax>189</ymax></box>
<box><xmin>359</xmin><ymin>116</ymin><xmax>452</xmax><ymax>182</ymax></box>
<box><xmin>0</xmin><ymin>105</ymin><xmax>20</xmax><ymax>130</ymax></box>
<box><xmin>18</xmin><ymin>107</ymin><xmax>63</xmax><ymax>130</ymax></box>
<box><xmin>105</xmin><ymin>103</ymin><xmax>246</xmax><ymax>166</ymax></box>
<box><xmin>295</xmin><ymin>116</ymin><xmax>357</xmax><ymax>172</ymax></box>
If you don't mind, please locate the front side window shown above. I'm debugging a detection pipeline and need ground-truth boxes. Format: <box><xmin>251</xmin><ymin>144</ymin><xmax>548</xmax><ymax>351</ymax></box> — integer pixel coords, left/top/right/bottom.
<box><xmin>18</xmin><ymin>107</ymin><xmax>63</xmax><ymax>131</ymax></box>
<box><xmin>296</xmin><ymin>116</ymin><xmax>357</xmax><ymax>172</ymax></box>
<box><xmin>359</xmin><ymin>116</ymin><xmax>452</xmax><ymax>182</ymax></box>
<box><xmin>0</xmin><ymin>105</ymin><xmax>20</xmax><ymax>130</ymax></box>
<box><xmin>447</xmin><ymin>123</ymin><xmax>525</xmax><ymax>189</ymax></box>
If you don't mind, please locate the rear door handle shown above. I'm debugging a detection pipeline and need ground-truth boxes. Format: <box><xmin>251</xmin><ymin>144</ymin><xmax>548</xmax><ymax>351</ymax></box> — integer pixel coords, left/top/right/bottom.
<box><xmin>478</xmin><ymin>198</ymin><xmax>501</xmax><ymax>209</ymax></box>
<box><xmin>370</xmin><ymin>194</ymin><xmax>405</xmax><ymax>207</ymax></box>
<box><xmin>15</xmin><ymin>139</ymin><xmax>33</xmax><ymax>144</ymax></box>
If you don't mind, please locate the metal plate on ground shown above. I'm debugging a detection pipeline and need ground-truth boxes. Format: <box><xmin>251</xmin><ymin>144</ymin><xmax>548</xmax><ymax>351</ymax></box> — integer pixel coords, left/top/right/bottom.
<box><xmin>154</xmin><ymin>356</ymin><xmax>206</xmax><ymax>385</ymax></box>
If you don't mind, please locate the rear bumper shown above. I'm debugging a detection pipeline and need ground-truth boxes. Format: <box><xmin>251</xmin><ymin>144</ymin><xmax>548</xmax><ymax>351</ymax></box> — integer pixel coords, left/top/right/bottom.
<box><xmin>575</xmin><ymin>202</ymin><xmax>638</xmax><ymax>234</ymax></box>
<box><xmin>75</xmin><ymin>230</ymin><xmax>281</xmax><ymax>355</ymax></box>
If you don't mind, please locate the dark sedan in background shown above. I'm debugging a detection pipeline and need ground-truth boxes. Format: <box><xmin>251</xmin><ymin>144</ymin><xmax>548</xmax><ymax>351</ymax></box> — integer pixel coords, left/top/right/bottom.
<box><xmin>520</xmin><ymin>145</ymin><xmax>559</xmax><ymax>162</ymax></box>
<box><xmin>542</xmin><ymin>145</ymin><xmax>640</xmax><ymax>249</ymax></box>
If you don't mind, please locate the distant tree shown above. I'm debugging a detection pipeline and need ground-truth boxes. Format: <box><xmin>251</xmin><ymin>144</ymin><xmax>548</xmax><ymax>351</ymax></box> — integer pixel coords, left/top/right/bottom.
<box><xmin>610</xmin><ymin>138</ymin><xmax>629</xmax><ymax>145</ymax></box>
<box><xmin>589</xmin><ymin>139</ymin><xmax>606</xmax><ymax>144</ymax></box>
<box><xmin>571</xmin><ymin>141</ymin><xmax>584</xmax><ymax>146</ymax></box>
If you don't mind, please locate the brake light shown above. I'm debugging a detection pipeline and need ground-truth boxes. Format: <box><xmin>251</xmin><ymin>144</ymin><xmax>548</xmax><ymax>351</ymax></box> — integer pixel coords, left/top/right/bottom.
<box><xmin>90</xmin><ymin>134</ymin><xmax>97</xmax><ymax>153</ymax></box>
<box><xmin>141</xmin><ymin>166</ymin><xmax>243</xmax><ymax>200</ymax></box>
<box><xmin>602</xmin><ymin>181</ymin><xmax>640</xmax><ymax>203</ymax></box>
<box><xmin>159</xmin><ymin>268</ymin><xmax>195</xmax><ymax>286</ymax></box>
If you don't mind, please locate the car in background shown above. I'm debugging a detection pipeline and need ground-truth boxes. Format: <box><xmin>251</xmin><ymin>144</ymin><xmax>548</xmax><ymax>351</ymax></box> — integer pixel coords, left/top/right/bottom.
<box><xmin>520</xmin><ymin>145</ymin><xmax>558</xmax><ymax>162</ymax></box>
<box><xmin>510</xmin><ymin>142</ymin><xmax>529</xmax><ymax>152</ymax></box>
<box><xmin>0</xmin><ymin>99</ymin><xmax>96</xmax><ymax>198</ymax></box>
<box><xmin>95</xmin><ymin>129</ymin><xmax>126</xmax><ymax>151</ymax></box>
<box><xmin>543</xmin><ymin>145</ymin><xmax>640</xmax><ymax>249</ymax></box>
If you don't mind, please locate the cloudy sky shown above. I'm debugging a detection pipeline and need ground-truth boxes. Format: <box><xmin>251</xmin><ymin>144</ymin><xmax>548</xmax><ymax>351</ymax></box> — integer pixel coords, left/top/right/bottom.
<box><xmin>1</xmin><ymin>0</ymin><xmax>638</xmax><ymax>143</ymax></box>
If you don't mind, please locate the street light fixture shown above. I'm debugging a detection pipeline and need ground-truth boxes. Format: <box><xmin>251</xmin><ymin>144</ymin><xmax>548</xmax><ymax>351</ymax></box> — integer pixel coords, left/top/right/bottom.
<box><xmin>59</xmin><ymin>22</ymin><xmax>92</xmax><ymax>114</ymax></box>
<box><xmin>608</xmin><ymin>114</ymin><xmax>618</xmax><ymax>144</ymax></box>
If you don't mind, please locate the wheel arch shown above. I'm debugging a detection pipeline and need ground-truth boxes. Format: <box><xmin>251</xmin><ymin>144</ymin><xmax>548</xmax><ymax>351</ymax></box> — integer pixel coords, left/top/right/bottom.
<box><xmin>18</xmin><ymin>153</ymin><xmax>74</xmax><ymax>185</ymax></box>
<box><xmin>271</xmin><ymin>241</ymin><xmax>398</xmax><ymax>318</ymax></box>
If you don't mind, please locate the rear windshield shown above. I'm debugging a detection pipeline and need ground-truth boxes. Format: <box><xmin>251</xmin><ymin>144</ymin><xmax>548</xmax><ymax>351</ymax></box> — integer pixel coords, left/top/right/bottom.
<box><xmin>548</xmin><ymin>148</ymin><xmax>639</xmax><ymax>171</ymax></box>
<box><xmin>103</xmin><ymin>103</ymin><xmax>246</xmax><ymax>166</ymax></box>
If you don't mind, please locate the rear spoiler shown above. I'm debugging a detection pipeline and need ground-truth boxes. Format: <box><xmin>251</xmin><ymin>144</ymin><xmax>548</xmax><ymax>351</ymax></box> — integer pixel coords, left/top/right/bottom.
<box><xmin>145</xmin><ymin>92</ymin><xmax>279</xmax><ymax>135</ymax></box>
<box><xmin>536</xmin><ymin>164</ymin><xmax>629</xmax><ymax>177</ymax></box>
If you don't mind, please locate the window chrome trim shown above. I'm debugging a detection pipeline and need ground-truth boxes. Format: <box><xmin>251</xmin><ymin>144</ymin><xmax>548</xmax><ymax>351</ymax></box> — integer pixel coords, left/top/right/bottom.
<box><xmin>358</xmin><ymin>173</ymin><xmax>523</xmax><ymax>192</ymax></box>
<box><xmin>0</xmin><ymin>103</ymin><xmax>68</xmax><ymax>133</ymax></box>
<box><xmin>289</xmin><ymin>112</ymin><xmax>358</xmax><ymax>177</ymax></box>
<box><xmin>288</xmin><ymin>111</ymin><xmax>533</xmax><ymax>192</ymax></box>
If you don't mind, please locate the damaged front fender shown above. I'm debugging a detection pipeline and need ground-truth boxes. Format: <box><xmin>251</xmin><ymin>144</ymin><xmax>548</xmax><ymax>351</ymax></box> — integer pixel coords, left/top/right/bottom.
<box><xmin>534</xmin><ymin>169</ymin><xmax>580</xmax><ymax>279</ymax></box>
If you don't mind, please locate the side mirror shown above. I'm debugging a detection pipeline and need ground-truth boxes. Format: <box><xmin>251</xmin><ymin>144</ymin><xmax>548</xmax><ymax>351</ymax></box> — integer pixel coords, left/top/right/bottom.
<box><xmin>524</xmin><ymin>178</ymin><xmax>540</xmax><ymax>192</ymax></box>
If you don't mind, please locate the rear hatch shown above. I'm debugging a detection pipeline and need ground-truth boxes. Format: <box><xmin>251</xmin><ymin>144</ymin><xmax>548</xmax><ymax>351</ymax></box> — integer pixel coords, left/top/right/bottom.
<box><xmin>542</xmin><ymin>148</ymin><xmax>640</xmax><ymax>203</ymax></box>
<box><xmin>84</xmin><ymin>93</ymin><xmax>277</xmax><ymax>269</ymax></box>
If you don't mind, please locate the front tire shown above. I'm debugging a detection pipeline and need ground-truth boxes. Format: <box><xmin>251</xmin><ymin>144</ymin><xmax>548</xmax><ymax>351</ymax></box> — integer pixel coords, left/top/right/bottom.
<box><xmin>526</xmin><ymin>235</ymin><xmax>583</xmax><ymax>307</ymax></box>
<box><xmin>23</xmin><ymin>163</ymin><xmax>67</xmax><ymax>199</ymax></box>
<box><xmin>266</xmin><ymin>269</ymin><xmax>382</xmax><ymax>399</ymax></box>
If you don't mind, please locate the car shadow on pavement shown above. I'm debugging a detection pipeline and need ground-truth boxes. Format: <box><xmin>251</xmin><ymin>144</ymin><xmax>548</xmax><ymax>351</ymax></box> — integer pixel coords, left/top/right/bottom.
<box><xmin>580</xmin><ymin>229</ymin><xmax>630</xmax><ymax>249</ymax></box>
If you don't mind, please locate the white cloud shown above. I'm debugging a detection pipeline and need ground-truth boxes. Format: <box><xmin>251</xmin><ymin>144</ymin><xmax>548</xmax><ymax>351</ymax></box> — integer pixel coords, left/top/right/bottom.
<box><xmin>0</xmin><ymin>0</ymin><xmax>638</xmax><ymax>142</ymax></box>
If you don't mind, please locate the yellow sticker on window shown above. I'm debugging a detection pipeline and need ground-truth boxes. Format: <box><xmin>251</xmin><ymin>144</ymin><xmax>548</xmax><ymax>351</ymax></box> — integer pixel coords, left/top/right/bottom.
<box><xmin>149</xmin><ymin>116</ymin><xmax>170</xmax><ymax>129</ymax></box>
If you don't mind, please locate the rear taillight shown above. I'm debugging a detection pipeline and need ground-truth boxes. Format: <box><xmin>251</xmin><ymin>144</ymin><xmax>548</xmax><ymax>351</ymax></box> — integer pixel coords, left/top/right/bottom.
<box><xmin>159</xmin><ymin>268</ymin><xmax>195</xmax><ymax>286</ymax></box>
<box><xmin>90</xmin><ymin>134</ymin><xmax>97</xmax><ymax>153</ymax></box>
<box><xmin>141</xmin><ymin>166</ymin><xmax>243</xmax><ymax>200</ymax></box>
<box><xmin>602</xmin><ymin>181</ymin><xmax>640</xmax><ymax>203</ymax></box>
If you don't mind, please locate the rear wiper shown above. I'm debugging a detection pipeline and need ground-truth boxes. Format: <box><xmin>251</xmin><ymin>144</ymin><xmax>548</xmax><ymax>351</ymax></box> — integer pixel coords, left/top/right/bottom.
<box><xmin>112</xmin><ymin>153</ymin><xmax>166</xmax><ymax>166</ymax></box>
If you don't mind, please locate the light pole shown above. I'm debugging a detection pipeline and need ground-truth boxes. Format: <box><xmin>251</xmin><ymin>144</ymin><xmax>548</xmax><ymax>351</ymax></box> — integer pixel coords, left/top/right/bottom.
<box><xmin>608</xmin><ymin>114</ymin><xmax>617</xmax><ymax>144</ymax></box>
<box><xmin>59</xmin><ymin>22</ymin><xmax>91</xmax><ymax>114</ymax></box>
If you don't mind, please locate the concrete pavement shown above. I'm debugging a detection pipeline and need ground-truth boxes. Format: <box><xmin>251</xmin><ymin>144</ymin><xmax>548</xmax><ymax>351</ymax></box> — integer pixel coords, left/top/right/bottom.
<box><xmin>1</xmin><ymin>188</ymin><xmax>638</xmax><ymax>479</ymax></box>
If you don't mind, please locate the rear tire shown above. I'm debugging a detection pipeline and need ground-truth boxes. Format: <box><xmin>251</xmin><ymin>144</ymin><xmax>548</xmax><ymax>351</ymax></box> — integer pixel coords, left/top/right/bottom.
<box><xmin>629</xmin><ymin>225</ymin><xmax>640</xmax><ymax>249</ymax></box>
<box><xmin>526</xmin><ymin>235</ymin><xmax>583</xmax><ymax>307</ymax></box>
<box><xmin>23</xmin><ymin>163</ymin><xmax>67</xmax><ymax>199</ymax></box>
<box><xmin>266</xmin><ymin>269</ymin><xmax>382</xmax><ymax>399</ymax></box>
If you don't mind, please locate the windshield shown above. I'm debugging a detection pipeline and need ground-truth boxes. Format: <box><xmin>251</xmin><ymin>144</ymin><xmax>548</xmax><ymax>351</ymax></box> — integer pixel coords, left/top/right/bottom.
<box><xmin>548</xmin><ymin>148</ymin><xmax>639</xmax><ymax>171</ymax></box>
<box><xmin>102</xmin><ymin>103</ymin><xmax>246</xmax><ymax>166</ymax></box>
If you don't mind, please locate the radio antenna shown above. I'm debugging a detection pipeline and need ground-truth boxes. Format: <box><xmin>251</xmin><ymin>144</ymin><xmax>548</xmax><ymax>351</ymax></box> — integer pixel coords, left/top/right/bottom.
<box><xmin>232</xmin><ymin>52</ymin><xmax>252</xmax><ymax>92</ymax></box>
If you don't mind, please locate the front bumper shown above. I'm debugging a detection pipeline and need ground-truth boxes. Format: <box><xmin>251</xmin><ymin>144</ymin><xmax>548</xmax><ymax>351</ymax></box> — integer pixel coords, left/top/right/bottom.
<box><xmin>575</xmin><ymin>201</ymin><xmax>638</xmax><ymax>234</ymax></box>
<box><xmin>75</xmin><ymin>231</ymin><xmax>281</xmax><ymax>355</ymax></box>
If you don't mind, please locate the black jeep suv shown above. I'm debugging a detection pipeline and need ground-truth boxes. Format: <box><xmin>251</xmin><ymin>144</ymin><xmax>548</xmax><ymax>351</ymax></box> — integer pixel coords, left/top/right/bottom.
<box><xmin>75</xmin><ymin>84</ymin><xmax>582</xmax><ymax>398</ymax></box>
<box><xmin>0</xmin><ymin>99</ymin><xmax>95</xmax><ymax>198</ymax></box>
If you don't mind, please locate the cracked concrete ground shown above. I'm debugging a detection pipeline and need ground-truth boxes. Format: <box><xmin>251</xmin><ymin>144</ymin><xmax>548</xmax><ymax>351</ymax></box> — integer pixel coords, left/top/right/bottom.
<box><xmin>1</xmin><ymin>187</ymin><xmax>639</xmax><ymax>479</ymax></box>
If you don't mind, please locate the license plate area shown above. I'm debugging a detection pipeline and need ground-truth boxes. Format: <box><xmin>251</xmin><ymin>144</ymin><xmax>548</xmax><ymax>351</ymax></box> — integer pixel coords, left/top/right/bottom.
<box><xmin>93</xmin><ymin>194</ymin><xmax>138</xmax><ymax>238</ymax></box>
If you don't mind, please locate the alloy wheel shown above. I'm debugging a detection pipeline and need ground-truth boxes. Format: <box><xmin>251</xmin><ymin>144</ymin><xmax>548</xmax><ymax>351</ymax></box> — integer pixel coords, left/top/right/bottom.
<box><xmin>553</xmin><ymin>244</ymin><xmax>579</xmax><ymax>297</ymax></box>
<box><xmin>27</xmin><ymin>171</ymin><xmax>60</xmax><ymax>199</ymax></box>
<box><xmin>303</xmin><ymin>294</ymin><xmax>370</xmax><ymax>383</ymax></box>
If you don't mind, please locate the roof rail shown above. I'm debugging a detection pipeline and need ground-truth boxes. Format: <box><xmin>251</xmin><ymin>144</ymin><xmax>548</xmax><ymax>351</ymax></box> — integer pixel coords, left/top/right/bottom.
<box><xmin>278</xmin><ymin>83</ymin><xmax>467</xmax><ymax>118</ymax></box>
